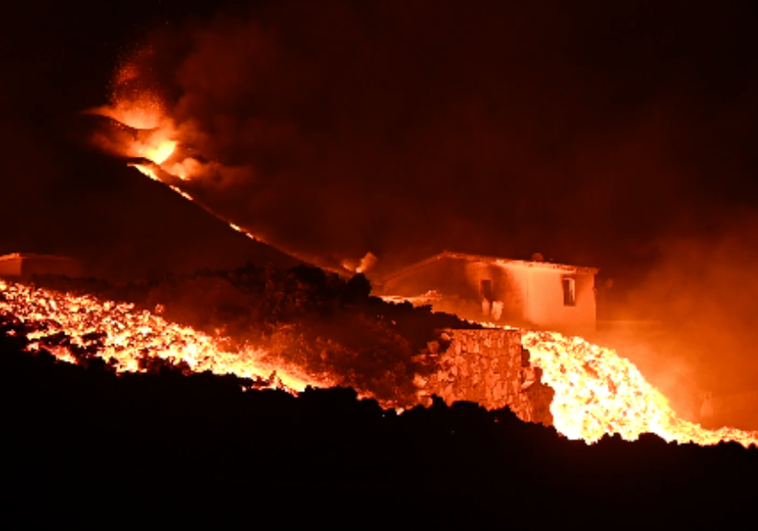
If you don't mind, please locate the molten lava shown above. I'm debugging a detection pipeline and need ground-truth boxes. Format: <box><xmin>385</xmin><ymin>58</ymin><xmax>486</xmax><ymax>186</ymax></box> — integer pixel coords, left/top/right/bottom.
<box><xmin>4</xmin><ymin>278</ymin><xmax>758</xmax><ymax>447</ymax></box>
<box><xmin>523</xmin><ymin>331</ymin><xmax>758</xmax><ymax>447</ymax></box>
<box><xmin>0</xmin><ymin>279</ymin><xmax>337</xmax><ymax>394</ymax></box>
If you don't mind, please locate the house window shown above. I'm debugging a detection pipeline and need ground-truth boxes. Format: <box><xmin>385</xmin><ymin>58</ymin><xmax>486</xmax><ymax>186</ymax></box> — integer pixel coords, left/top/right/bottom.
<box><xmin>480</xmin><ymin>279</ymin><xmax>493</xmax><ymax>300</ymax></box>
<box><xmin>562</xmin><ymin>277</ymin><xmax>576</xmax><ymax>306</ymax></box>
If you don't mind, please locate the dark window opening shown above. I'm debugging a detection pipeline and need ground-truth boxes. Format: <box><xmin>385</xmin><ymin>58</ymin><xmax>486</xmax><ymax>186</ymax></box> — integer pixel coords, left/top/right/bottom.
<box><xmin>563</xmin><ymin>277</ymin><xmax>576</xmax><ymax>306</ymax></box>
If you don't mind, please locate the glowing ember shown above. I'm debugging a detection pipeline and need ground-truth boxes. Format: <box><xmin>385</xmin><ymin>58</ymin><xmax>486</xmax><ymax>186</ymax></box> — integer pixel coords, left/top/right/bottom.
<box><xmin>0</xmin><ymin>279</ymin><xmax>337</xmax><ymax>394</ymax></box>
<box><xmin>523</xmin><ymin>330</ymin><xmax>758</xmax><ymax>448</ymax></box>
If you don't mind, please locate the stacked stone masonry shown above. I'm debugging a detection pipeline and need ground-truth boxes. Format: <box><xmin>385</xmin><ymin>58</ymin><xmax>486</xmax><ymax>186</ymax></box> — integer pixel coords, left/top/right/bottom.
<box><xmin>422</xmin><ymin>328</ymin><xmax>554</xmax><ymax>426</ymax></box>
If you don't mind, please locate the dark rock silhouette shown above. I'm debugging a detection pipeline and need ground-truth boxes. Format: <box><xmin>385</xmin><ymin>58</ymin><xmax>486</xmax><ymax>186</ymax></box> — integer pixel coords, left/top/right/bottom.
<box><xmin>2</xmin><ymin>317</ymin><xmax>757</xmax><ymax>521</ymax></box>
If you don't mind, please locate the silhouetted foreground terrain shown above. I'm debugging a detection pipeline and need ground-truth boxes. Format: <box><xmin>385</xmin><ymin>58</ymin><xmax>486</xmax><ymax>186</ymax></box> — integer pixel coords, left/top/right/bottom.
<box><xmin>1</xmin><ymin>327</ymin><xmax>756</xmax><ymax>522</ymax></box>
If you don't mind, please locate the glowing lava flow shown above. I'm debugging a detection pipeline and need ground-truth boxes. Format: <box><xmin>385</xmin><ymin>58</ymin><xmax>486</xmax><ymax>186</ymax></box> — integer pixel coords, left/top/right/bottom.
<box><xmin>6</xmin><ymin>278</ymin><xmax>758</xmax><ymax>447</ymax></box>
<box><xmin>523</xmin><ymin>330</ymin><xmax>758</xmax><ymax>448</ymax></box>
<box><xmin>0</xmin><ymin>280</ymin><xmax>337</xmax><ymax>393</ymax></box>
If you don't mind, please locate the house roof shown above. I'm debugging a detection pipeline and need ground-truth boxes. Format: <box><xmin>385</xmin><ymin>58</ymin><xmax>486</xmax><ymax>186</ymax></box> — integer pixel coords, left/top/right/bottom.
<box><xmin>0</xmin><ymin>253</ymin><xmax>79</xmax><ymax>263</ymax></box>
<box><xmin>377</xmin><ymin>251</ymin><xmax>599</xmax><ymax>284</ymax></box>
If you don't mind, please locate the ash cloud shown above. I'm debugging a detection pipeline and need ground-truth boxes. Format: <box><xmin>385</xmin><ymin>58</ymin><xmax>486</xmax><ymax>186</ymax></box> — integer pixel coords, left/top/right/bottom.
<box><xmin>108</xmin><ymin>0</ymin><xmax>758</xmax><ymax>277</ymax></box>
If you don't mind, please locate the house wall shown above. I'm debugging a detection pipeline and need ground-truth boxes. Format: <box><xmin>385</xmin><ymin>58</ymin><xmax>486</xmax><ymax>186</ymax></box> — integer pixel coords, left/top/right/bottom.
<box><xmin>519</xmin><ymin>266</ymin><xmax>596</xmax><ymax>336</ymax></box>
<box><xmin>379</xmin><ymin>256</ymin><xmax>596</xmax><ymax>335</ymax></box>
<box><xmin>21</xmin><ymin>257</ymin><xmax>81</xmax><ymax>278</ymax></box>
<box><xmin>381</xmin><ymin>258</ymin><xmax>469</xmax><ymax>298</ymax></box>
<box><xmin>461</xmin><ymin>260</ymin><xmax>527</xmax><ymax>324</ymax></box>
<box><xmin>0</xmin><ymin>258</ymin><xmax>23</xmax><ymax>277</ymax></box>
<box><xmin>380</xmin><ymin>257</ymin><xmax>528</xmax><ymax>324</ymax></box>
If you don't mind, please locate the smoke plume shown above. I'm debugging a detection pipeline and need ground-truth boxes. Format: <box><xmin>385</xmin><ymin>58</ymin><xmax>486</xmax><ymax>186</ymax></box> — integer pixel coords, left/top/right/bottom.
<box><xmin>628</xmin><ymin>215</ymin><xmax>758</xmax><ymax>395</ymax></box>
<box><xmin>90</xmin><ymin>1</ymin><xmax>757</xmax><ymax>278</ymax></box>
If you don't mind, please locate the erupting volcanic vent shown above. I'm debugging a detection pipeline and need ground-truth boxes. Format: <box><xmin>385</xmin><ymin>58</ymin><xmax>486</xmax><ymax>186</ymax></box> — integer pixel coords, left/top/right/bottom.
<box><xmin>88</xmin><ymin>47</ymin><xmax>360</xmax><ymax>274</ymax></box>
<box><xmin>4</xmin><ymin>275</ymin><xmax>758</xmax><ymax>448</ymax></box>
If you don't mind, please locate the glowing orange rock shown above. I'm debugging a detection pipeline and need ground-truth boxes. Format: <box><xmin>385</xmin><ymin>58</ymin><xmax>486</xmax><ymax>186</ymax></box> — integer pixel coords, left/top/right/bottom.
<box><xmin>523</xmin><ymin>330</ymin><xmax>758</xmax><ymax>447</ymax></box>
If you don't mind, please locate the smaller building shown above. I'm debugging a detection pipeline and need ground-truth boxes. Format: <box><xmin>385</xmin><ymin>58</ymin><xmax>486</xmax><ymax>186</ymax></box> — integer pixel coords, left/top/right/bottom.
<box><xmin>0</xmin><ymin>253</ymin><xmax>82</xmax><ymax>279</ymax></box>
<box><xmin>374</xmin><ymin>251</ymin><xmax>598</xmax><ymax>336</ymax></box>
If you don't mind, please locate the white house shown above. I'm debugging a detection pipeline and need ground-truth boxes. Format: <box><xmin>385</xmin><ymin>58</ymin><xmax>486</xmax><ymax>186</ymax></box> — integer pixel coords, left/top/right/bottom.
<box><xmin>0</xmin><ymin>253</ymin><xmax>82</xmax><ymax>279</ymax></box>
<box><xmin>374</xmin><ymin>251</ymin><xmax>598</xmax><ymax>336</ymax></box>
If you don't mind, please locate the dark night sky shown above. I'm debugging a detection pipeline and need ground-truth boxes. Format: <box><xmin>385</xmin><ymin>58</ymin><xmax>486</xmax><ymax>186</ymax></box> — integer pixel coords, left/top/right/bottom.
<box><xmin>3</xmin><ymin>1</ymin><xmax>758</xmax><ymax>367</ymax></box>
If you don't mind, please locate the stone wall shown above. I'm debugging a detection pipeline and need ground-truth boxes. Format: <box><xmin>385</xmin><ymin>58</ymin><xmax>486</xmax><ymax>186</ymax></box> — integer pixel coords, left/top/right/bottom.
<box><xmin>418</xmin><ymin>328</ymin><xmax>554</xmax><ymax>426</ymax></box>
